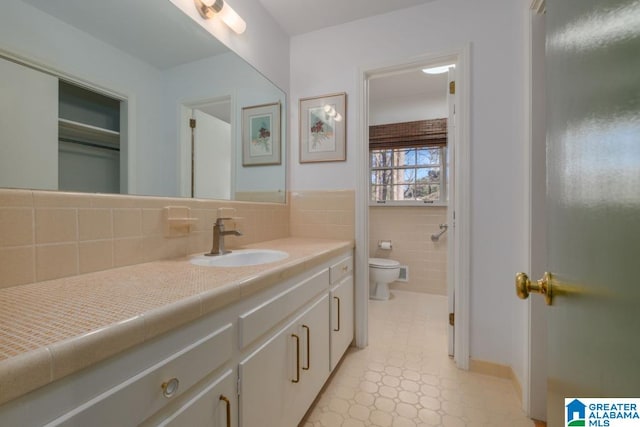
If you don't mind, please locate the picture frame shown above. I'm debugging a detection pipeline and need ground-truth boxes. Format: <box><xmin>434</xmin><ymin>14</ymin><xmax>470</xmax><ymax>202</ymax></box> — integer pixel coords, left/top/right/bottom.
<box><xmin>299</xmin><ymin>92</ymin><xmax>346</xmax><ymax>163</ymax></box>
<box><xmin>242</xmin><ymin>102</ymin><xmax>281</xmax><ymax>166</ymax></box>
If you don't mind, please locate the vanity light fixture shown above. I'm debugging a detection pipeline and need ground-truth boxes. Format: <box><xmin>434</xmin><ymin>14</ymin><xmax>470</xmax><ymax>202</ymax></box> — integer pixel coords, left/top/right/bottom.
<box><xmin>194</xmin><ymin>0</ymin><xmax>246</xmax><ymax>34</ymax></box>
<box><xmin>422</xmin><ymin>64</ymin><xmax>456</xmax><ymax>75</ymax></box>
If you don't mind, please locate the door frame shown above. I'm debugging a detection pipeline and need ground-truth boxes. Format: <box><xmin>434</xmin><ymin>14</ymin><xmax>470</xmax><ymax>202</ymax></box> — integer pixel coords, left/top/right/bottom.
<box><xmin>523</xmin><ymin>0</ymin><xmax>547</xmax><ymax>420</ymax></box>
<box><xmin>355</xmin><ymin>44</ymin><xmax>471</xmax><ymax>370</ymax></box>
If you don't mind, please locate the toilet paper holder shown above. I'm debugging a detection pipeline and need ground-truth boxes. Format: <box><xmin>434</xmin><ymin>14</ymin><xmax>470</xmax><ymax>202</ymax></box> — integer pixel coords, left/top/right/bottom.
<box><xmin>377</xmin><ymin>240</ymin><xmax>393</xmax><ymax>250</ymax></box>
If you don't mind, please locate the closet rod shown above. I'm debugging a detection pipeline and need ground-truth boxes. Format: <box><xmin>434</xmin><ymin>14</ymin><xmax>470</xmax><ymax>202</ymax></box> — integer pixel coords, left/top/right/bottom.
<box><xmin>59</xmin><ymin>138</ymin><xmax>120</xmax><ymax>152</ymax></box>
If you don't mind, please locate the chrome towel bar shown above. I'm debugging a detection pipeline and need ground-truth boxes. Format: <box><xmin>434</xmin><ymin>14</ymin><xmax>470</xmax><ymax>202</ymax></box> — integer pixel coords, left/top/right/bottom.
<box><xmin>431</xmin><ymin>223</ymin><xmax>448</xmax><ymax>242</ymax></box>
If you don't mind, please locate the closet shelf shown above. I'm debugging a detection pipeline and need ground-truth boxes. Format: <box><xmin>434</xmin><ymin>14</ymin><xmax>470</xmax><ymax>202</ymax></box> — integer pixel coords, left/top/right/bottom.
<box><xmin>58</xmin><ymin>118</ymin><xmax>120</xmax><ymax>149</ymax></box>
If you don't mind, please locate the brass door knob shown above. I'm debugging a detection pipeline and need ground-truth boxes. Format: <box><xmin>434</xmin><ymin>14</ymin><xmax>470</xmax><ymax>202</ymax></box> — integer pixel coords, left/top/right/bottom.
<box><xmin>515</xmin><ymin>272</ymin><xmax>553</xmax><ymax>305</ymax></box>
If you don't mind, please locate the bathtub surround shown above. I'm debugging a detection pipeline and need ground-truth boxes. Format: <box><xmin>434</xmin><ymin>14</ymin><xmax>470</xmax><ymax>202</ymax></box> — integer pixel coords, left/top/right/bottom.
<box><xmin>369</xmin><ymin>206</ymin><xmax>447</xmax><ymax>295</ymax></box>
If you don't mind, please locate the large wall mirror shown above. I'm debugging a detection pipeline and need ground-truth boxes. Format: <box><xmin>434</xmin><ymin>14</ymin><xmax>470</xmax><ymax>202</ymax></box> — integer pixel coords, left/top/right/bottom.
<box><xmin>0</xmin><ymin>0</ymin><xmax>287</xmax><ymax>203</ymax></box>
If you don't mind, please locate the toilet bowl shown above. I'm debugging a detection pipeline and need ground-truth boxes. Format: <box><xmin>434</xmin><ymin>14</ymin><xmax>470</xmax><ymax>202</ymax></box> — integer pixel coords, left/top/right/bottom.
<box><xmin>369</xmin><ymin>258</ymin><xmax>400</xmax><ymax>300</ymax></box>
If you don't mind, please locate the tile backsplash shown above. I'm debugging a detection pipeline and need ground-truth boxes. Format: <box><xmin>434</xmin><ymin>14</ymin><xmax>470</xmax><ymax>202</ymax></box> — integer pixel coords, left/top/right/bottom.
<box><xmin>289</xmin><ymin>190</ymin><xmax>355</xmax><ymax>240</ymax></box>
<box><xmin>0</xmin><ymin>189</ymin><xmax>289</xmax><ymax>289</ymax></box>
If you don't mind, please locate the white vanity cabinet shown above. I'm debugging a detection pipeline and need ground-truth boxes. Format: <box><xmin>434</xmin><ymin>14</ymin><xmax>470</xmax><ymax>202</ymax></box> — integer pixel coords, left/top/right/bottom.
<box><xmin>0</xmin><ymin>249</ymin><xmax>354</xmax><ymax>427</ymax></box>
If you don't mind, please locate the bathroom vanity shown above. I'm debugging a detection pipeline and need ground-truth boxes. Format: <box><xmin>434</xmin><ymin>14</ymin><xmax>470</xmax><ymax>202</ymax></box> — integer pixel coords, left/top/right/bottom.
<box><xmin>0</xmin><ymin>238</ymin><xmax>354</xmax><ymax>427</ymax></box>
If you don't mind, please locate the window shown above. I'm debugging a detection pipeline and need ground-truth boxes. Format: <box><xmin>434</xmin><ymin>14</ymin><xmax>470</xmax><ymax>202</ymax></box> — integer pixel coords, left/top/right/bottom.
<box><xmin>369</xmin><ymin>119</ymin><xmax>447</xmax><ymax>205</ymax></box>
<box><xmin>370</xmin><ymin>146</ymin><xmax>445</xmax><ymax>204</ymax></box>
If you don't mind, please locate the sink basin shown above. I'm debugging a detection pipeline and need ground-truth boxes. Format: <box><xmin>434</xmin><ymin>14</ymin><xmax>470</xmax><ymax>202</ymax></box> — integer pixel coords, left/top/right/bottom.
<box><xmin>190</xmin><ymin>249</ymin><xmax>289</xmax><ymax>267</ymax></box>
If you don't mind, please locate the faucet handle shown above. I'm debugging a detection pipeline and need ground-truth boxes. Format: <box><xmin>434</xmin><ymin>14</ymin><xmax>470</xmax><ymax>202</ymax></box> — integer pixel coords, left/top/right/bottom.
<box><xmin>216</xmin><ymin>217</ymin><xmax>243</xmax><ymax>230</ymax></box>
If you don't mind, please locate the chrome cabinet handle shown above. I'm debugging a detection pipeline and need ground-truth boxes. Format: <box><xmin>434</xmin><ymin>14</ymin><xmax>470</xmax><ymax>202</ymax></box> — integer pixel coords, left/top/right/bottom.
<box><xmin>291</xmin><ymin>333</ymin><xmax>300</xmax><ymax>383</ymax></box>
<box><xmin>333</xmin><ymin>296</ymin><xmax>341</xmax><ymax>332</ymax></box>
<box><xmin>161</xmin><ymin>377</ymin><xmax>179</xmax><ymax>398</ymax></box>
<box><xmin>219</xmin><ymin>395</ymin><xmax>231</xmax><ymax>427</ymax></box>
<box><xmin>302</xmin><ymin>325</ymin><xmax>310</xmax><ymax>370</ymax></box>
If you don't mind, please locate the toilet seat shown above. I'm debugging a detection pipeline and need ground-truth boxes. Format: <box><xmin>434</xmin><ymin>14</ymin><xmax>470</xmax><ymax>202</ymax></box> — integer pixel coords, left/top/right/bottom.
<box><xmin>369</xmin><ymin>258</ymin><xmax>400</xmax><ymax>269</ymax></box>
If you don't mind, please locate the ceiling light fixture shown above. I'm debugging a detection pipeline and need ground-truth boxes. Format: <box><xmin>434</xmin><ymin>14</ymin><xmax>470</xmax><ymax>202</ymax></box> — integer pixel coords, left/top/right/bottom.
<box><xmin>194</xmin><ymin>0</ymin><xmax>246</xmax><ymax>35</ymax></box>
<box><xmin>422</xmin><ymin>64</ymin><xmax>455</xmax><ymax>75</ymax></box>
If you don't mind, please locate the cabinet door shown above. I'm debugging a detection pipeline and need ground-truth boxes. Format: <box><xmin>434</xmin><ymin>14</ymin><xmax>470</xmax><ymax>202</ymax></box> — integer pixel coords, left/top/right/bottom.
<box><xmin>330</xmin><ymin>276</ymin><xmax>354</xmax><ymax>371</ymax></box>
<box><xmin>290</xmin><ymin>295</ymin><xmax>330</xmax><ymax>423</ymax></box>
<box><xmin>238</xmin><ymin>320</ymin><xmax>296</xmax><ymax>427</ymax></box>
<box><xmin>238</xmin><ymin>295</ymin><xmax>330</xmax><ymax>427</ymax></box>
<box><xmin>155</xmin><ymin>369</ymin><xmax>236</xmax><ymax>427</ymax></box>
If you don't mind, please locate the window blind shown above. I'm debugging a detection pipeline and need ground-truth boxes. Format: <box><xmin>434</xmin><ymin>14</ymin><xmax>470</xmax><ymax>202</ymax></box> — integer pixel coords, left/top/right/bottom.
<box><xmin>369</xmin><ymin>118</ymin><xmax>447</xmax><ymax>150</ymax></box>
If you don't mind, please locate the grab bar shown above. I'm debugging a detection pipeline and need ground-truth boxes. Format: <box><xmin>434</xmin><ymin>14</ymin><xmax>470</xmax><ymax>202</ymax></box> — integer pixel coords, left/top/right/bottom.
<box><xmin>431</xmin><ymin>224</ymin><xmax>448</xmax><ymax>242</ymax></box>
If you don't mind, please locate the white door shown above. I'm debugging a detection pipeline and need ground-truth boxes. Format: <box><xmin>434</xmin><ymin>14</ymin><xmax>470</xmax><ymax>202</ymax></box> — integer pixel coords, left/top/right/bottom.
<box><xmin>520</xmin><ymin>1</ymin><xmax>640</xmax><ymax>425</ymax></box>
<box><xmin>193</xmin><ymin>109</ymin><xmax>231</xmax><ymax>199</ymax></box>
<box><xmin>0</xmin><ymin>57</ymin><xmax>58</xmax><ymax>190</ymax></box>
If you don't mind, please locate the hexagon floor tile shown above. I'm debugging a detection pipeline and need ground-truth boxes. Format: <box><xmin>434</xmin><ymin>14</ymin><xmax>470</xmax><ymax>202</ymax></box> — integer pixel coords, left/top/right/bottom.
<box><xmin>302</xmin><ymin>290</ymin><xmax>534</xmax><ymax>427</ymax></box>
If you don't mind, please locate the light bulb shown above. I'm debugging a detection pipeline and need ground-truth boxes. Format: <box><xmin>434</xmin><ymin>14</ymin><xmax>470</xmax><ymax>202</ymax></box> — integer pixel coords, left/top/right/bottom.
<box><xmin>218</xmin><ymin>2</ymin><xmax>246</xmax><ymax>34</ymax></box>
<box><xmin>422</xmin><ymin>64</ymin><xmax>455</xmax><ymax>75</ymax></box>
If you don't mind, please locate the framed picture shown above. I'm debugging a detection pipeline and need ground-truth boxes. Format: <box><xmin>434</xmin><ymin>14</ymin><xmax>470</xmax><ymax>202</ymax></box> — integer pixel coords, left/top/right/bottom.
<box><xmin>299</xmin><ymin>92</ymin><xmax>346</xmax><ymax>163</ymax></box>
<box><xmin>242</xmin><ymin>102</ymin><xmax>281</xmax><ymax>166</ymax></box>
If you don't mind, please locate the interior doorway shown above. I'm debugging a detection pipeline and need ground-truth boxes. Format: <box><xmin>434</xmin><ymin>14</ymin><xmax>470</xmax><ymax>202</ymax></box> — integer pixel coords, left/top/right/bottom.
<box><xmin>179</xmin><ymin>96</ymin><xmax>233</xmax><ymax>199</ymax></box>
<box><xmin>367</xmin><ymin>66</ymin><xmax>452</xmax><ymax>355</ymax></box>
<box><xmin>355</xmin><ymin>46</ymin><xmax>471</xmax><ymax>370</ymax></box>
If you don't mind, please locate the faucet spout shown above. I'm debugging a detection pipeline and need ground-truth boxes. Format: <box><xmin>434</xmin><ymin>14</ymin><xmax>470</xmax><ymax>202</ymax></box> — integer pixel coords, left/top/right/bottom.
<box><xmin>205</xmin><ymin>218</ymin><xmax>242</xmax><ymax>256</ymax></box>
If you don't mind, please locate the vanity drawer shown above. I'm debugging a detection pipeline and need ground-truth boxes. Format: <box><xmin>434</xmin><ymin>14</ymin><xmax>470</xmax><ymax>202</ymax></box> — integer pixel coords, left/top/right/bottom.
<box><xmin>47</xmin><ymin>323</ymin><xmax>233</xmax><ymax>427</ymax></box>
<box><xmin>330</xmin><ymin>256</ymin><xmax>353</xmax><ymax>284</ymax></box>
<box><xmin>238</xmin><ymin>269</ymin><xmax>329</xmax><ymax>349</ymax></box>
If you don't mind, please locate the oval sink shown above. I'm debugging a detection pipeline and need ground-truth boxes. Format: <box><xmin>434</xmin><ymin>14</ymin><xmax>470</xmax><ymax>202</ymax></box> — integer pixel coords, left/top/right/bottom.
<box><xmin>190</xmin><ymin>249</ymin><xmax>289</xmax><ymax>267</ymax></box>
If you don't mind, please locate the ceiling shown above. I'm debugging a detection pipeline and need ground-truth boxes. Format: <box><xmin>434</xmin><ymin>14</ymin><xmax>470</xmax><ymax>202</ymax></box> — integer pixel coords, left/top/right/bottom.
<box><xmin>257</xmin><ymin>0</ymin><xmax>438</xmax><ymax>36</ymax></box>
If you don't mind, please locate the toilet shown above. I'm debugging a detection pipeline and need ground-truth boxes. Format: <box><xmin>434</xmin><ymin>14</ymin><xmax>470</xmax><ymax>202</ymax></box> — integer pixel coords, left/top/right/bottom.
<box><xmin>369</xmin><ymin>258</ymin><xmax>401</xmax><ymax>300</ymax></box>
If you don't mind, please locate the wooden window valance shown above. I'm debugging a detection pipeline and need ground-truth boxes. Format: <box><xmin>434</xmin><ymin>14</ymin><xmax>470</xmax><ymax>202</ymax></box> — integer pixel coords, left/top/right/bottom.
<box><xmin>369</xmin><ymin>118</ymin><xmax>447</xmax><ymax>150</ymax></box>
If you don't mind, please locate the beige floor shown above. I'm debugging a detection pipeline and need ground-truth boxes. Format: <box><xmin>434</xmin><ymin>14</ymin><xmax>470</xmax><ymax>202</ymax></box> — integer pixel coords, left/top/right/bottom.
<box><xmin>303</xmin><ymin>290</ymin><xmax>533</xmax><ymax>427</ymax></box>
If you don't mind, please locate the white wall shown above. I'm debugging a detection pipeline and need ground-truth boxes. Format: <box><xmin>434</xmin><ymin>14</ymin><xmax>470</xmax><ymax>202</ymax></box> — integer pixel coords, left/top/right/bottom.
<box><xmin>369</xmin><ymin>95</ymin><xmax>447</xmax><ymax>125</ymax></box>
<box><xmin>290</xmin><ymin>0</ymin><xmax>529</xmax><ymax>384</ymax></box>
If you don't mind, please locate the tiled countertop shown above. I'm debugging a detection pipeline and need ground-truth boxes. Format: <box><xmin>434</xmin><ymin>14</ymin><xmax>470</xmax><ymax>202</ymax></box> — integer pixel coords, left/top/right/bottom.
<box><xmin>0</xmin><ymin>237</ymin><xmax>353</xmax><ymax>406</ymax></box>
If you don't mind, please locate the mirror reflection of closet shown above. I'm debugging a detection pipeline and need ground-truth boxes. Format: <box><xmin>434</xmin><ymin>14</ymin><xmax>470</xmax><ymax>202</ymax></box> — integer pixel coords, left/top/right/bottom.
<box><xmin>58</xmin><ymin>81</ymin><xmax>123</xmax><ymax>194</ymax></box>
<box><xmin>0</xmin><ymin>58</ymin><xmax>125</xmax><ymax>193</ymax></box>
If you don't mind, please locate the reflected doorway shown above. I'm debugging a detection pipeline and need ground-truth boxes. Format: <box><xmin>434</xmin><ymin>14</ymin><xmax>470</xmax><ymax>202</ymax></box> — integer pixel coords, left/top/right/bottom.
<box><xmin>180</xmin><ymin>96</ymin><xmax>233</xmax><ymax>199</ymax></box>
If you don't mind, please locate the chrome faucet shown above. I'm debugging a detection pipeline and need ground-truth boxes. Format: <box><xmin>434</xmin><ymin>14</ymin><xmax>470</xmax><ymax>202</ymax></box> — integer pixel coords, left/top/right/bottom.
<box><xmin>205</xmin><ymin>217</ymin><xmax>242</xmax><ymax>256</ymax></box>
